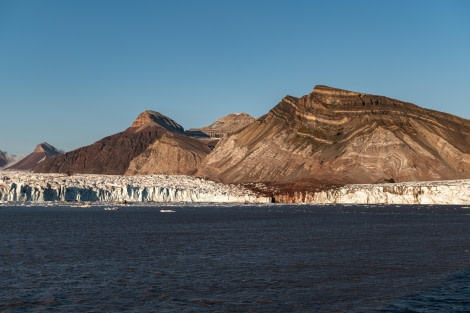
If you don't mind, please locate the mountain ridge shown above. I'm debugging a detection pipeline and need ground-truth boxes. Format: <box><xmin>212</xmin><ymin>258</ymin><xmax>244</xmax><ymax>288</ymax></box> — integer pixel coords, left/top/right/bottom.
<box><xmin>34</xmin><ymin>111</ymin><xmax>210</xmax><ymax>175</ymax></box>
<box><xmin>32</xmin><ymin>85</ymin><xmax>470</xmax><ymax>202</ymax></box>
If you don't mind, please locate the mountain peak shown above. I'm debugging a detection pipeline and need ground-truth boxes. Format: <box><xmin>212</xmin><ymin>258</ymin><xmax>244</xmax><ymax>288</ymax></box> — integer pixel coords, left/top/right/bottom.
<box><xmin>128</xmin><ymin>110</ymin><xmax>184</xmax><ymax>134</ymax></box>
<box><xmin>187</xmin><ymin>112</ymin><xmax>255</xmax><ymax>139</ymax></box>
<box><xmin>34</xmin><ymin>142</ymin><xmax>61</xmax><ymax>155</ymax></box>
<box><xmin>6</xmin><ymin>142</ymin><xmax>60</xmax><ymax>171</ymax></box>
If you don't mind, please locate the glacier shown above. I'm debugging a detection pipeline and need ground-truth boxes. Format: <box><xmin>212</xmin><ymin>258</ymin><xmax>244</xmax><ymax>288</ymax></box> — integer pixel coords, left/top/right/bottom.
<box><xmin>1</xmin><ymin>171</ymin><xmax>469</xmax><ymax>205</ymax></box>
<box><xmin>0</xmin><ymin>171</ymin><xmax>271</xmax><ymax>204</ymax></box>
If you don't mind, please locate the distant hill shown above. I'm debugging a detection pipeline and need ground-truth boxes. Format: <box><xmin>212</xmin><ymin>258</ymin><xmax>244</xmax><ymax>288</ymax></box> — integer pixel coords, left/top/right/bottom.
<box><xmin>197</xmin><ymin>85</ymin><xmax>470</xmax><ymax>195</ymax></box>
<box><xmin>7</xmin><ymin>142</ymin><xmax>61</xmax><ymax>171</ymax></box>
<box><xmin>35</xmin><ymin>111</ymin><xmax>211</xmax><ymax>175</ymax></box>
<box><xmin>186</xmin><ymin>112</ymin><xmax>255</xmax><ymax>139</ymax></box>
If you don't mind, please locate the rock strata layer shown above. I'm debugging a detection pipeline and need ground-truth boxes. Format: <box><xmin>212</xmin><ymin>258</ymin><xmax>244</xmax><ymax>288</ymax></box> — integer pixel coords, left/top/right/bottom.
<box><xmin>198</xmin><ymin>85</ymin><xmax>470</xmax><ymax>187</ymax></box>
<box><xmin>0</xmin><ymin>171</ymin><xmax>271</xmax><ymax>203</ymax></box>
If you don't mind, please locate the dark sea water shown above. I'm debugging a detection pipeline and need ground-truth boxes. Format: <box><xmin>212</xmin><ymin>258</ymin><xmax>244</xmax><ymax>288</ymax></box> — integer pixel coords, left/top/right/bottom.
<box><xmin>1</xmin><ymin>204</ymin><xmax>470</xmax><ymax>313</ymax></box>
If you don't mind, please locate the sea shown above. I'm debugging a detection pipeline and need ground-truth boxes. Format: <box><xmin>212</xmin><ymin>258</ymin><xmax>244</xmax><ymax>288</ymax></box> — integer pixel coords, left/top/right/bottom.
<box><xmin>1</xmin><ymin>204</ymin><xmax>470</xmax><ymax>313</ymax></box>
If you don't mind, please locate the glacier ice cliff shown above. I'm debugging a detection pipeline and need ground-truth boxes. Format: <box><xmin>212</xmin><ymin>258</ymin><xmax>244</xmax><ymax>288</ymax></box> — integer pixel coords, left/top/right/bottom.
<box><xmin>0</xmin><ymin>171</ymin><xmax>271</xmax><ymax>204</ymax></box>
<box><xmin>2</xmin><ymin>171</ymin><xmax>468</xmax><ymax>205</ymax></box>
<box><xmin>275</xmin><ymin>180</ymin><xmax>470</xmax><ymax>204</ymax></box>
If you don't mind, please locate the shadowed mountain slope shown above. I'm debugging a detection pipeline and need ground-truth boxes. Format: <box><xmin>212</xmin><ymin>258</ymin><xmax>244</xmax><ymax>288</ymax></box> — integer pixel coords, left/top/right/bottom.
<box><xmin>35</xmin><ymin>111</ymin><xmax>211</xmax><ymax>175</ymax></box>
<box><xmin>197</xmin><ymin>85</ymin><xmax>470</xmax><ymax>188</ymax></box>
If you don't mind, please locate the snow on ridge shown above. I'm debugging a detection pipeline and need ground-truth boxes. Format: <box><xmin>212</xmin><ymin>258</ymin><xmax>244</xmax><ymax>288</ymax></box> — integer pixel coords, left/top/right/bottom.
<box><xmin>0</xmin><ymin>171</ymin><xmax>272</xmax><ymax>204</ymax></box>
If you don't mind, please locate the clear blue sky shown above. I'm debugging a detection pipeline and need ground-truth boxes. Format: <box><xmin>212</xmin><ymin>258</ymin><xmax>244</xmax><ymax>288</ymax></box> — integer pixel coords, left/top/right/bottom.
<box><xmin>1</xmin><ymin>0</ymin><xmax>469</xmax><ymax>155</ymax></box>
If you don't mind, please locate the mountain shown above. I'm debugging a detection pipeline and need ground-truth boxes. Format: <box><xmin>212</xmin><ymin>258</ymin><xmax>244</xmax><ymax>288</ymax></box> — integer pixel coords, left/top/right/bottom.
<box><xmin>7</xmin><ymin>143</ymin><xmax>61</xmax><ymax>171</ymax></box>
<box><xmin>0</xmin><ymin>150</ymin><xmax>9</xmax><ymax>168</ymax></box>
<box><xmin>0</xmin><ymin>150</ymin><xmax>25</xmax><ymax>169</ymax></box>
<box><xmin>34</xmin><ymin>110</ymin><xmax>211</xmax><ymax>175</ymax></box>
<box><xmin>186</xmin><ymin>112</ymin><xmax>255</xmax><ymax>138</ymax></box>
<box><xmin>197</xmin><ymin>85</ymin><xmax>470</xmax><ymax>192</ymax></box>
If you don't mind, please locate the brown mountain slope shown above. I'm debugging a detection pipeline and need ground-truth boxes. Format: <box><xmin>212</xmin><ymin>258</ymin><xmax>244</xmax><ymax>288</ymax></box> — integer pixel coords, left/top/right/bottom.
<box><xmin>197</xmin><ymin>85</ymin><xmax>470</xmax><ymax>187</ymax></box>
<box><xmin>7</xmin><ymin>142</ymin><xmax>61</xmax><ymax>171</ymax></box>
<box><xmin>124</xmin><ymin>131</ymin><xmax>210</xmax><ymax>175</ymax></box>
<box><xmin>35</xmin><ymin>111</ymin><xmax>211</xmax><ymax>175</ymax></box>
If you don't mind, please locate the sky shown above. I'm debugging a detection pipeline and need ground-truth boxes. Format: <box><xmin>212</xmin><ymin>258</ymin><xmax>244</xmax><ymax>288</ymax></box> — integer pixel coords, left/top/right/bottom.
<box><xmin>1</xmin><ymin>0</ymin><xmax>469</xmax><ymax>155</ymax></box>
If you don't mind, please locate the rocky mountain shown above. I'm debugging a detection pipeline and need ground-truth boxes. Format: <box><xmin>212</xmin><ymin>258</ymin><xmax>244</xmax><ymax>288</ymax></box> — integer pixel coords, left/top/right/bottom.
<box><xmin>35</xmin><ymin>111</ymin><xmax>211</xmax><ymax>175</ymax></box>
<box><xmin>6</xmin><ymin>142</ymin><xmax>61</xmax><ymax>171</ymax></box>
<box><xmin>197</xmin><ymin>85</ymin><xmax>470</xmax><ymax>193</ymax></box>
<box><xmin>186</xmin><ymin>112</ymin><xmax>255</xmax><ymax>138</ymax></box>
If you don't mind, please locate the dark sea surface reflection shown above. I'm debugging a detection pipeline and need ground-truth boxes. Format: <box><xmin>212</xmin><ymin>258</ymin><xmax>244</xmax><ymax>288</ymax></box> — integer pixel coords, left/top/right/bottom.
<box><xmin>1</xmin><ymin>204</ymin><xmax>469</xmax><ymax>312</ymax></box>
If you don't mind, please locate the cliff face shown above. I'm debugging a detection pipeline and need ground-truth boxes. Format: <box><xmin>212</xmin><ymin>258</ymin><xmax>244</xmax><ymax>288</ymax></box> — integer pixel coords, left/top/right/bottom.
<box><xmin>198</xmin><ymin>85</ymin><xmax>470</xmax><ymax>187</ymax></box>
<box><xmin>35</xmin><ymin>111</ymin><xmax>211</xmax><ymax>175</ymax></box>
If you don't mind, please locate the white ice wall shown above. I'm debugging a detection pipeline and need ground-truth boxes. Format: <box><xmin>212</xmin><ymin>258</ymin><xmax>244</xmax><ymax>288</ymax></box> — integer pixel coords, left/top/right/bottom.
<box><xmin>0</xmin><ymin>172</ymin><xmax>271</xmax><ymax>204</ymax></box>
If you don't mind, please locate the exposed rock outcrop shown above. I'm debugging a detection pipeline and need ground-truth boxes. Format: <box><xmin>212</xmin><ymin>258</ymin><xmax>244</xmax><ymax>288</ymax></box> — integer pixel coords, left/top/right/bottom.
<box><xmin>198</xmin><ymin>86</ymin><xmax>470</xmax><ymax>190</ymax></box>
<box><xmin>0</xmin><ymin>171</ymin><xmax>271</xmax><ymax>203</ymax></box>
<box><xmin>35</xmin><ymin>110</ymin><xmax>211</xmax><ymax>175</ymax></box>
<box><xmin>7</xmin><ymin>142</ymin><xmax>61</xmax><ymax>171</ymax></box>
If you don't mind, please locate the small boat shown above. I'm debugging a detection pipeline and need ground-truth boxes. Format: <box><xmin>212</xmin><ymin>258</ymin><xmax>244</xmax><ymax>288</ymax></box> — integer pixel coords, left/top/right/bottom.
<box><xmin>104</xmin><ymin>207</ymin><xmax>119</xmax><ymax>211</ymax></box>
<box><xmin>160</xmin><ymin>209</ymin><xmax>175</xmax><ymax>213</ymax></box>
